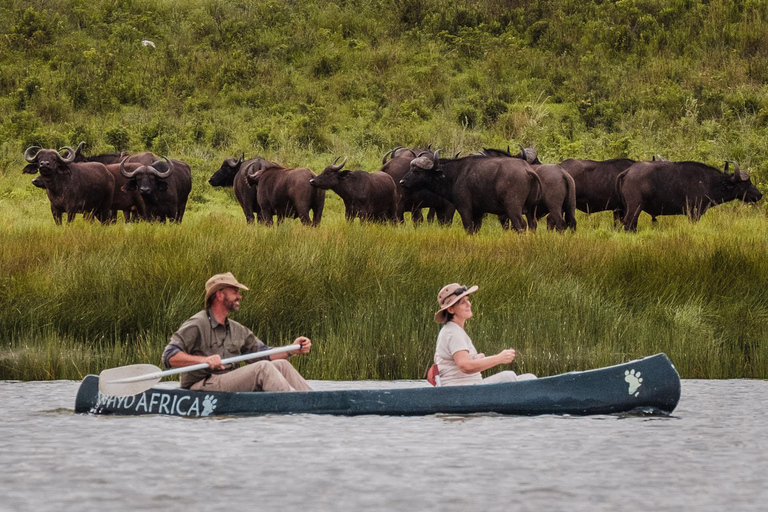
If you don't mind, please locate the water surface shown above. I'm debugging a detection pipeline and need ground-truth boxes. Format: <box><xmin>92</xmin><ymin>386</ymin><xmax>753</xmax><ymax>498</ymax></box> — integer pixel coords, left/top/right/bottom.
<box><xmin>0</xmin><ymin>379</ymin><xmax>765</xmax><ymax>511</ymax></box>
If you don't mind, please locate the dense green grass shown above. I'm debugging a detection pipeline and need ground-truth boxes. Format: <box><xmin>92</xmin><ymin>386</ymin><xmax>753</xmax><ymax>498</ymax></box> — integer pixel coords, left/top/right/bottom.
<box><xmin>2</xmin><ymin>0</ymin><xmax>768</xmax><ymax>380</ymax></box>
<box><xmin>1</xmin><ymin>188</ymin><xmax>767</xmax><ymax>380</ymax></box>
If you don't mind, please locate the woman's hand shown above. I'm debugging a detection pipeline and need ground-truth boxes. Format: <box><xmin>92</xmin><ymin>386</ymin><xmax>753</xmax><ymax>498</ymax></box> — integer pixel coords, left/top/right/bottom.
<box><xmin>496</xmin><ymin>349</ymin><xmax>516</xmax><ymax>364</ymax></box>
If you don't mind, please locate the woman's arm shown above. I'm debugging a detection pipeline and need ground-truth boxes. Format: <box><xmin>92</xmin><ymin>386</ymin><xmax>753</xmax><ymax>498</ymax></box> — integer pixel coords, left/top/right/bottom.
<box><xmin>453</xmin><ymin>348</ymin><xmax>516</xmax><ymax>374</ymax></box>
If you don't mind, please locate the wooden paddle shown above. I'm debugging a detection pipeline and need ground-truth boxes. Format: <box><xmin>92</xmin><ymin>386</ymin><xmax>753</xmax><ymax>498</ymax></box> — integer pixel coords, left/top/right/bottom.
<box><xmin>98</xmin><ymin>344</ymin><xmax>300</xmax><ymax>397</ymax></box>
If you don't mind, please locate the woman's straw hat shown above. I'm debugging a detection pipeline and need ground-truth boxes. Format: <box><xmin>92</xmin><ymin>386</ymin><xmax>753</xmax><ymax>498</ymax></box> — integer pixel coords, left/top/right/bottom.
<box><xmin>434</xmin><ymin>283</ymin><xmax>478</xmax><ymax>323</ymax></box>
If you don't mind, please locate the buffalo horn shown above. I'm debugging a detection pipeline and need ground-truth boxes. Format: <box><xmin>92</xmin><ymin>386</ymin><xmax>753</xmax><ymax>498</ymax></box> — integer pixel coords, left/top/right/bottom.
<box><xmin>24</xmin><ymin>146</ymin><xmax>40</xmax><ymax>163</ymax></box>
<box><xmin>238</xmin><ymin>153</ymin><xmax>244</xmax><ymax>165</ymax></box>
<box><xmin>433</xmin><ymin>149</ymin><xmax>440</xmax><ymax>162</ymax></box>
<box><xmin>119</xmin><ymin>156</ymin><xmax>140</xmax><ymax>178</ymax></box>
<box><xmin>330</xmin><ymin>156</ymin><xmax>347</xmax><ymax>171</ymax></box>
<box><xmin>58</xmin><ymin>147</ymin><xmax>77</xmax><ymax>163</ymax></box>
<box><xmin>150</xmin><ymin>157</ymin><xmax>174</xmax><ymax>178</ymax></box>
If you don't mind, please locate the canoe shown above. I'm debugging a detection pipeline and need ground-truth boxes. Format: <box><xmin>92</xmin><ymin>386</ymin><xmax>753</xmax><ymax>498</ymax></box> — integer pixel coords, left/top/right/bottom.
<box><xmin>74</xmin><ymin>353</ymin><xmax>681</xmax><ymax>417</ymax></box>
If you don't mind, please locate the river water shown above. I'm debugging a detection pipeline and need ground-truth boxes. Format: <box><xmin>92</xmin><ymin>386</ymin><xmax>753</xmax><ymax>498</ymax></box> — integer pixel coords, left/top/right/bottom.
<box><xmin>0</xmin><ymin>379</ymin><xmax>765</xmax><ymax>512</ymax></box>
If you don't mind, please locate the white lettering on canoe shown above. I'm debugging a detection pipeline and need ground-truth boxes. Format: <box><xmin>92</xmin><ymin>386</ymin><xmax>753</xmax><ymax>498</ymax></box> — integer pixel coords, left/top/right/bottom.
<box><xmin>95</xmin><ymin>390</ymin><xmax>208</xmax><ymax>417</ymax></box>
<box><xmin>148</xmin><ymin>393</ymin><xmax>161</xmax><ymax>411</ymax></box>
<box><xmin>187</xmin><ymin>397</ymin><xmax>201</xmax><ymax>417</ymax></box>
<box><xmin>159</xmin><ymin>394</ymin><xmax>172</xmax><ymax>415</ymax></box>
<box><xmin>176</xmin><ymin>396</ymin><xmax>191</xmax><ymax>415</ymax></box>
<box><xmin>136</xmin><ymin>393</ymin><xmax>148</xmax><ymax>412</ymax></box>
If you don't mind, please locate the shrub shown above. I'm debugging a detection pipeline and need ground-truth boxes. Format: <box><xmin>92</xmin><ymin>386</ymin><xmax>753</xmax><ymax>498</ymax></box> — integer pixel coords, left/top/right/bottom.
<box><xmin>106</xmin><ymin>127</ymin><xmax>130</xmax><ymax>152</ymax></box>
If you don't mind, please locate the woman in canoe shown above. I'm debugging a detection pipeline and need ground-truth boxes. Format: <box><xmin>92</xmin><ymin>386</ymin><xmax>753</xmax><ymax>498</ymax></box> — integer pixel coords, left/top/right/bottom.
<box><xmin>433</xmin><ymin>283</ymin><xmax>537</xmax><ymax>386</ymax></box>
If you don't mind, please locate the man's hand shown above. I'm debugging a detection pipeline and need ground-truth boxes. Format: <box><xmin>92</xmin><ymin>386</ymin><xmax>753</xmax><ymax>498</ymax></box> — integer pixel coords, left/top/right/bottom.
<box><xmin>203</xmin><ymin>354</ymin><xmax>225</xmax><ymax>370</ymax></box>
<box><xmin>293</xmin><ymin>336</ymin><xmax>312</xmax><ymax>354</ymax></box>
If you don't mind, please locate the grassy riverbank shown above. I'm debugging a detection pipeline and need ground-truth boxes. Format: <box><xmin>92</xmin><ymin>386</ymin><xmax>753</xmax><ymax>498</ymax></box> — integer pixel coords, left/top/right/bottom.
<box><xmin>1</xmin><ymin>194</ymin><xmax>767</xmax><ymax>380</ymax></box>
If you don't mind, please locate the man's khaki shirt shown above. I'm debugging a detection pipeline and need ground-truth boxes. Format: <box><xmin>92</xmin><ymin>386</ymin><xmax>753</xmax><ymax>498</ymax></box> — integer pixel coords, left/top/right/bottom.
<box><xmin>162</xmin><ymin>309</ymin><xmax>269</xmax><ymax>389</ymax></box>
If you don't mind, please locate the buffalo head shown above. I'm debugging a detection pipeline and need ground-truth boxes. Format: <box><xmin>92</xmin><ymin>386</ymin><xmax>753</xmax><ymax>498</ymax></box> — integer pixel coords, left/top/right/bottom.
<box><xmin>309</xmin><ymin>157</ymin><xmax>349</xmax><ymax>189</ymax></box>
<box><xmin>514</xmin><ymin>144</ymin><xmax>540</xmax><ymax>164</ymax></box>
<box><xmin>23</xmin><ymin>146</ymin><xmax>76</xmax><ymax>178</ymax></box>
<box><xmin>724</xmin><ymin>161</ymin><xmax>762</xmax><ymax>203</ymax></box>
<box><xmin>209</xmin><ymin>153</ymin><xmax>244</xmax><ymax>187</ymax></box>
<box><xmin>120</xmin><ymin>156</ymin><xmax>174</xmax><ymax>196</ymax></box>
<box><xmin>400</xmin><ymin>150</ymin><xmax>441</xmax><ymax>190</ymax></box>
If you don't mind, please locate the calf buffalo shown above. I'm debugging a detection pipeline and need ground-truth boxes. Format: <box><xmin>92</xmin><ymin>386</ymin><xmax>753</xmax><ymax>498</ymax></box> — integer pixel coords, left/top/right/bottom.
<box><xmin>120</xmin><ymin>156</ymin><xmax>192</xmax><ymax>222</ymax></box>
<box><xmin>209</xmin><ymin>155</ymin><xmax>279</xmax><ymax>223</ymax></box>
<box><xmin>310</xmin><ymin>157</ymin><xmax>398</xmax><ymax>223</ymax></box>
<box><xmin>23</xmin><ymin>146</ymin><xmax>114</xmax><ymax>224</ymax></box>
<box><xmin>617</xmin><ymin>160</ymin><xmax>763</xmax><ymax>231</ymax></box>
<box><xmin>400</xmin><ymin>150</ymin><xmax>541</xmax><ymax>233</ymax></box>
<box><xmin>379</xmin><ymin>146</ymin><xmax>455</xmax><ymax>225</ymax></box>
<box><xmin>246</xmin><ymin>163</ymin><xmax>324</xmax><ymax>226</ymax></box>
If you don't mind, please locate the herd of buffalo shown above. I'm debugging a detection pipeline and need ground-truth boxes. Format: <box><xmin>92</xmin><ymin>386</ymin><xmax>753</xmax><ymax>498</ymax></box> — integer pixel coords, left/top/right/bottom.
<box><xmin>20</xmin><ymin>142</ymin><xmax>763</xmax><ymax>232</ymax></box>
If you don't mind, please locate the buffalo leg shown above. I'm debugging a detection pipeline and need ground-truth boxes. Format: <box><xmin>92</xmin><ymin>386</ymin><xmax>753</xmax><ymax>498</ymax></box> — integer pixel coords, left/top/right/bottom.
<box><xmin>411</xmin><ymin>207</ymin><xmax>423</xmax><ymax>225</ymax></box>
<box><xmin>52</xmin><ymin>206</ymin><xmax>63</xmax><ymax>225</ymax></box>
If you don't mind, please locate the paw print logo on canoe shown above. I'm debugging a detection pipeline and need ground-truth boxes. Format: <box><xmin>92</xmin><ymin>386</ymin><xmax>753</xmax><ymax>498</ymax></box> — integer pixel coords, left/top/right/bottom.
<box><xmin>202</xmin><ymin>395</ymin><xmax>218</xmax><ymax>416</ymax></box>
<box><xmin>624</xmin><ymin>369</ymin><xmax>643</xmax><ymax>397</ymax></box>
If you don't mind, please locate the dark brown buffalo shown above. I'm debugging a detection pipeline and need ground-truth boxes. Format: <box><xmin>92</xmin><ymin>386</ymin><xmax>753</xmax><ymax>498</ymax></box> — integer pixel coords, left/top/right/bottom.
<box><xmin>617</xmin><ymin>160</ymin><xmax>763</xmax><ymax>231</ymax></box>
<box><xmin>209</xmin><ymin>155</ymin><xmax>279</xmax><ymax>223</ymax></box>
<box><xmin>246</xmin><ymin>163</ymin><xmax>325</xmax><ymax>226</ymax></box>
<box><xmin>120</xmin><ymin>156</ymin><xmax>192</xmax><ymax>222</ymax></box>
<box><xmin>400</xmin><ymin>150</ymin><xmax>541</xmax><ymax>233</ymax></box>
<box><xmin>104</xmin><ymin>162</ymin><xmax>146</xmax><ymax>222</ymax></box>
<box><xmin>63</xmin><ymin>142</ymin><xmax>145</xmax><ymax>222</ymax></box>
<box><xmin>69</xmin><ymin>141</ymin><xmax>128</xmax><ymax>165</ymax></box>
<box><xmin>23</xmin><ymin>146</ymin><xmax>114</xmax><ymax>224</ymax></box>
<box><xmin>481</xmin><ymin>147</ymin><xmax>576</xmax><ymax>231</ymax></box>
<box><xmin>379</xmin><ymin>146</ymin><xmax>455</xmax><ymax>225</ymax></box>
<box><xmin>310</xmin><ymin>157</ymin><xmax>398</xmax><ymax>223</ymax></box>
<box><xmin>558</xmin><ymin>158</ymin><xmax>636</xmax><ymax>222</ymax></box>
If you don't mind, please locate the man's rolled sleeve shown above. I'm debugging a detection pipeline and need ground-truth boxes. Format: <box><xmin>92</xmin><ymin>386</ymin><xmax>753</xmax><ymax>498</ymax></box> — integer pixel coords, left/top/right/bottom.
<box><xmin>162</xmin><ymin>320</ymin><xmax>202</xmax><ymax>368</ymax></box>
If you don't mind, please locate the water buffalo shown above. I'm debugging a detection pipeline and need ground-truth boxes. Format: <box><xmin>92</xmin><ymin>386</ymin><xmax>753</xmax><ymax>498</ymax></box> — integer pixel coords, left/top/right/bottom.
<box><xmin>310</xmin><ymin>157</ymin><xmax>398</xmax><ymax>223</ymax></box>
<box><xmin>30</xmin><ymin>143</ymin><xmax>144</xmax><ymax>223</ymax></box>
<box><xmin>246</xmin><ymin>163</ymin><xmax>325</xmax><ymax>226</ymax></box>
<box><xmin>558</xmin><ymin>158</ymin><xmax>636</xmax><ymax>222</ymax></box>
<box><xmin>69</xmin><ymin>141</ymin><xmax>129</xmax><ymax>165</ymax></box>
<box><xmin>617</xmin><ymin>160</ymin><xmax>763</xmax><ymax>231</ymax></box>
<box><xmin>209</xmin><ymin>155</ymin><xmax>280</xmax><ymax>223</ymax></box>
<box><xmin>104</xmin><ymin>162</ymin><xmax>147</xmax><ymax>222</ymax></box>
<box><xmin>379</xmin><ymin>146</ymin><xmax>455</xmax><ymax>225</ymax></box>
<box><xmin>400</xmin><ymin>150</ymin><xmax>541</xmax><ymax>233</ymax></box>
<box><xmin>23</xmin><ymin>146</ymin><xmax>114</xmax><ymax>224</ymax></box>
<box><xmin>120</xmin><ymin>156</ymin><xmax>192</xmax><ymax>222</ymax></box>
<box><xmin>482</xmin><ymin>147</ymin><xmax>576</xmax><ymax>231</ymax></box>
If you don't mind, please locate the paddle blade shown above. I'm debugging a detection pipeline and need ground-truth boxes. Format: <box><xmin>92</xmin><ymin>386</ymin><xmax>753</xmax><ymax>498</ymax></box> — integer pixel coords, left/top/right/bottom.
<box><xmin>99</xmin><ymin>364</ymin><xmax>163</xmax><ymax>397</ymax></box>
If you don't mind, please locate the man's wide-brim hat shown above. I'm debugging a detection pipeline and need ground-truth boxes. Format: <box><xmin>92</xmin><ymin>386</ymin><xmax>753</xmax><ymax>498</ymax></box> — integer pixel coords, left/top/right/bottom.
<box><xmin>205</xmin><ymin>272</ymin><xmax>249</xmax><ymax>304</ymax></box>
<box><xmin>434</xmin><ymin>283</ymin><xmax>478</xmax><ymax>323</ymax></box>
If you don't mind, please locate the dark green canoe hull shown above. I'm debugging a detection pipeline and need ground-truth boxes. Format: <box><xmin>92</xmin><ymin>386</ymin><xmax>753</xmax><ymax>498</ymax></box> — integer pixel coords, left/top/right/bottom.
<box><xmin>75</xmin><ymin>353</ymin><xmax>681</xmax><ymax>417</ymax></box>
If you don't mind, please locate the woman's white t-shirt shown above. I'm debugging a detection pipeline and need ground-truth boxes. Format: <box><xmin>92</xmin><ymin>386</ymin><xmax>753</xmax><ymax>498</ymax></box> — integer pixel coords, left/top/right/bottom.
<box><xmin>434</xmin><ymin>321</ymin><xmax>483</xmax><ymax>386</ymax></box>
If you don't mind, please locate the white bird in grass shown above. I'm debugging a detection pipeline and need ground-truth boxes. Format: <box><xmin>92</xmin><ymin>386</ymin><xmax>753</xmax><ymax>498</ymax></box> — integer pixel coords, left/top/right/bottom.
<box><xmin>141</xmin><ymin>40</ymin><xmax>156</xmax><ymax>49</ymax></box>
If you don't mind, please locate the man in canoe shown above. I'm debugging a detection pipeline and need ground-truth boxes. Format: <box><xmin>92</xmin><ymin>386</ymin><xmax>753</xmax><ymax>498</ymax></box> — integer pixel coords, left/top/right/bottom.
<box><xmin>161</xmin><ymin>272</ymin><xmax>313</xmax><ymax>392</ymax></box>
<box><xmin>432</xmin><ymin>283</ymin><xmax>537</xmax><ymax>386</ymax></box>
